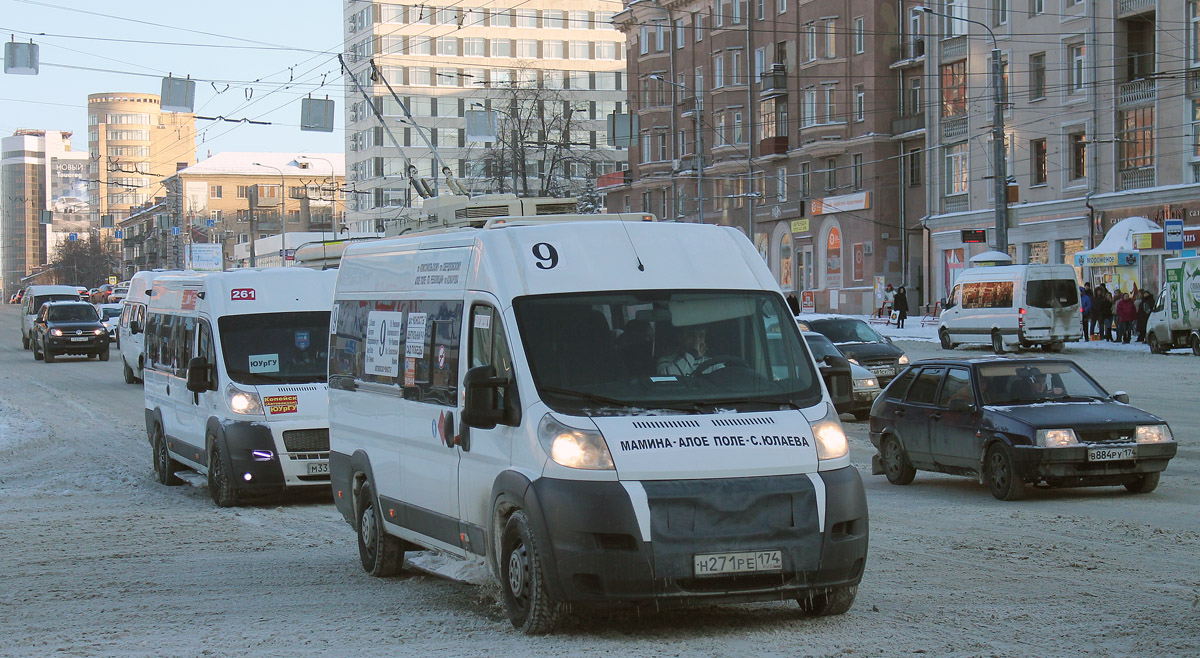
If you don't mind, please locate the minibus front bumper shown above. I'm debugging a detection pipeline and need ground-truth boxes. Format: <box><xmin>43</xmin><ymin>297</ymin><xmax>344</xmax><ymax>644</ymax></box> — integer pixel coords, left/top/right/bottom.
<box><xmin>524</xmin><ymin>466</ymin><xmax>868</xmax><ymax>607</ymax></box>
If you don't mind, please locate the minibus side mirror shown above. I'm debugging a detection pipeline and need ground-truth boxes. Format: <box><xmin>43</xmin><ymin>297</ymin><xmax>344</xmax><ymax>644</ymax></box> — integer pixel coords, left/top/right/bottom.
<box><xmin>462</xmin><ymin>365</ymin><xmax>507</xmax><ymax>430</ymax></box>
<box><xmin>130</xmin><ymin>320</ymin><xmax>141</xmax><ymax>334</ymax></box>
<box><xmin>186</xmin><ymin>357</ymin><xmax>213</xmax><ymax>393</ymax></box>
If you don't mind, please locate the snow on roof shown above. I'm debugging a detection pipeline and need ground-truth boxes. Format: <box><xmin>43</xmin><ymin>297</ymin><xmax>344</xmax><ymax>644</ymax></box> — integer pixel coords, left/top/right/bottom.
<box><xmin>1076</xmin><ymin>216</ymin><xmax>1160</xmax><ymax>255</ymax></box>
<box><xmin>179</xmin><ymin>152</ymin><xmax>344</xmax><ymax>177</ymax></box>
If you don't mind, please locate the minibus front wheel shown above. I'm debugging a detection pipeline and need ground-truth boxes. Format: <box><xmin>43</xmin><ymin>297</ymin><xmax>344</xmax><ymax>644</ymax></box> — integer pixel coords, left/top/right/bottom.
<box><xmin>500</xmin><ymin>510</ymin><xmax>565</xmax><ymax>635</ymax></box>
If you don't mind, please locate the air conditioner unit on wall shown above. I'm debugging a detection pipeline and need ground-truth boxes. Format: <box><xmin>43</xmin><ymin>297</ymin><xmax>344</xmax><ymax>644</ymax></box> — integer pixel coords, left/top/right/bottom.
<box><xmin>671</xmin><ymin>159</ymin><xmax>681</xmax><ymax>170</ymax></box>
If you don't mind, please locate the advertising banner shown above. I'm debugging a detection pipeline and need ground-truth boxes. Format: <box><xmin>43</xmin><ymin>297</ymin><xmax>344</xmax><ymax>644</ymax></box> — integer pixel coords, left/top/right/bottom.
<box><xmin>812</xmin><ymin>191</ymin><xmax>870</xmax><ymax>216</ymax></box>
<box><xmin>186</xmin><ymin>243</ymin><xmax>224</xmax><ymax>271</ymax></box>
<box><xmin>825</xmin><ymin>227</ymin><xmax>842</xmax><ymax>289</ymax></box>
<box><xmin>50</xmin><ymin>157</ymin><xmax>89</xmax><ymax>235</ymax></box>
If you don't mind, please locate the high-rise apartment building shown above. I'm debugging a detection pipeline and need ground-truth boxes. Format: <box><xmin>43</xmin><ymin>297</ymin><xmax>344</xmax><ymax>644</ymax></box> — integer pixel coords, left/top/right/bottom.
<box><xmin>87</xmin><ymin>92</ymin><xmax>196</xmax><ymax>225</ymax></box>
<box><xmin>919</xmin><ymin>1</ymin><xmax>1200</xmax><ymax>300</ymax></box>
<box><xmin>1</xmin><ymin>130</ymin><xmax>90</xmax><ymax>297</ymax></box>
<box><xmin>613</xmin><ymin>0</ymin><xmax>918</xmax><ymax>313</ymax></box>
<box><xmin>343</xmin><ymin>1</ymin><xmax>629</xmax><ymax>233</ymax></box>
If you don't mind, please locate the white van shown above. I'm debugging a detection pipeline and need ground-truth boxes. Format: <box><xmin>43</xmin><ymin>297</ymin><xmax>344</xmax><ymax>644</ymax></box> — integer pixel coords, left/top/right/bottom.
<box><xmin>20</xmin><ymin>284</ymin><xmax>84</xmax><ymax>349</ymax></box>
<box><xmin>938</xmin><ymin>264</ymin><xmax>1082</xmax><ymax>354</ymax></box>
<box><xmin>143</xmin><ymin>268</ymin><xmax>338</xmax><ymax>507</ymax></box>
<box><xmin>329</xmin><ymin>219</ymin><xmax>868</xmax><ymax>633</ymax></box>
<box><xmin>118</xmin><ymin>271</ymin><xmax>165</xmax><ymax>384</ymax></box>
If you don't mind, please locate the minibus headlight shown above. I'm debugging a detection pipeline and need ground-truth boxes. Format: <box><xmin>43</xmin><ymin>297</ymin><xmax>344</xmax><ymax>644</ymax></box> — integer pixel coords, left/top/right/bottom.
<box><xmin>1037</xmin><ymin>428</ymin><xmax>1079</xmax><ymax>447</ymax></box>
<box><xmin>537</xmin><ymin>414</ymin><xmax>614</xmax><ymax>470</ymax></box>
<box><xmin>225</xmin><ymin>384</ymin><xmax>264</xmax><ymax>416</ymax></box>
<box><xmin>1136</xmin><ymin>424</ymin><xmax>1172</xmax><ymax>444</ymax></box>
<box><xmin>812</xmin><ymin>404</ymin><xmax>848</xmax><ymax>460</ymax></box>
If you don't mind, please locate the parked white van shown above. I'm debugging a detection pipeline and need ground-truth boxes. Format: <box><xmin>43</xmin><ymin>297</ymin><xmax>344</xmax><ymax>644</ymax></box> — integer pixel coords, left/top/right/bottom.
<box><xmin>20</xmin><ymin>284</ymin><xmax>84</xmax><ymax>349</ymax></box>
<box><xmin>143</xmin><ymin>268</ymin><xmax>337</xmax><ymax>506</ymax></box>
<box><xmin>118</xmin><ymin>270</ymin><xmax>168</xmax><ymax>384</ymax></box>
<box><xmin>938</xmin><ymin>264</ymin><xmax>1082</xmax><ymax>354</ymax></box>
<box><xmin>329</xmin><ymin>218</ymin><xmax>868</xmax><ymax>633</ymax></box>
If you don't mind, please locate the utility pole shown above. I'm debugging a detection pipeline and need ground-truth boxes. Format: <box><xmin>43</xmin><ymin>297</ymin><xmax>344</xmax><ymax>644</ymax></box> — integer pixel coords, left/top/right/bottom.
<box><xmin>248</xmin><ymin>187</ymin><xmax>258</xmax><ymax>268</ymax></box>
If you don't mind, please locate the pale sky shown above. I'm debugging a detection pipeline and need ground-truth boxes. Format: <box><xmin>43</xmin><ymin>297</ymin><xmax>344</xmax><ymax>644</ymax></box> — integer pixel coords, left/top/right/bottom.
<box><xmin>0</xmin><ymin>0</ymin><xmax>345</xmax><ymax>157</ymax></box>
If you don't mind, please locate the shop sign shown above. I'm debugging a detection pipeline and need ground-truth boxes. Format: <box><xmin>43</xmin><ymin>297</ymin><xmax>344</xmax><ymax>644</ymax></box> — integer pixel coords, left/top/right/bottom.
<box><xmin>1133</xmin><ymin>228</ymin><xmax>1200</xmax><ymax>250</ymax></box>
<box><xmin>812</xmin><ymin>191</ymin><xmax>870</xmax><ymax>216</ymax></box>
<box><xmin>1074</xmin><ymin>252</ymin><xmax>1138</xmax><ymax>267</ymax></box>
<box><xmin>790</xmin><ymin>219</ymin><xmax>810</xmax><ymax>234</ymax></box>
<box><xmin>852</xmin><ymin>243</ymin><xmax>865</xmax><ymax>282</ymax></box>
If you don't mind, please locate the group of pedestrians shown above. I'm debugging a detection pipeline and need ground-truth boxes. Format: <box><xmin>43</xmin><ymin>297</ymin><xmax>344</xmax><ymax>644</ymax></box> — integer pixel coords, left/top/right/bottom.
<box><xmin>1079</xmin><ymin>282</ymin><xmax>1154</xmax><ymax>344</ymax></box>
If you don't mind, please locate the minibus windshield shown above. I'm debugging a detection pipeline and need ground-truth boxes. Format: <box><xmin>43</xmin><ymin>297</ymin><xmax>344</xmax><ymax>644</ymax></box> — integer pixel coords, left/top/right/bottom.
<box><xmin>219</xmin><ymin>311</ymin><xmax>330</xmax><ymax>385</ymax></box>
<box><xmin>513</xmin><ymin>290</ymin><xmax>822</xmax><ymax>413</ymax></box>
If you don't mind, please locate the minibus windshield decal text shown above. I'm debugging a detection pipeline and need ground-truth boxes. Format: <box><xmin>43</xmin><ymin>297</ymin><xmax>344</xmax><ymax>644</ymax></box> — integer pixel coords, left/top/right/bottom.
<box><xmin>617</xmin><ymin>435</ymin><xmax>811</xmax><ymax>451</ymax></box>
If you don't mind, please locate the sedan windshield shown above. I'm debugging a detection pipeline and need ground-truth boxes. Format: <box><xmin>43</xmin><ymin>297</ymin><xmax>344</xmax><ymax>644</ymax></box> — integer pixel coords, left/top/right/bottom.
<box><xmin>513</xmin><ymin>290</ymin><xmax>822</xmax><ymax>413</ymax></box>
<box><xmin>219</xmin><ymin>311</ymin><xmax>330</xmax><ymax>385</ymax></box>
<box><xmin>978</xmin><ymin>362</ymin><xmax>1108</xmax><ymax>404</ymax></box>
<box><xmin>808</xmin><ymin>318</ymin><xmax>885</xmax><ymax>344</ymax></box>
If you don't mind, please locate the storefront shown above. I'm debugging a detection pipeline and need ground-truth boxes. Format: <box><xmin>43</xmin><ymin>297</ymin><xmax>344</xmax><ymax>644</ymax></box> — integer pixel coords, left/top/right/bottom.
<box><xmin>1073</xmin><ymin>216</ymin><xmax>1159</xmax><ymax>292</ymax></box>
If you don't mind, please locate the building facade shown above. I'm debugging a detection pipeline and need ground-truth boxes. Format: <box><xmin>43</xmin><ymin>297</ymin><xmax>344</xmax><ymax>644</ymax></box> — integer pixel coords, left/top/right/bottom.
<box><xmin>342</xmin><ymin>0</ymin><xmax>630</xmax><ymax>233</ymax></box>
<box><xmin>1</xmin><ymin>130</ymin><xmax>91</xmax><ymax>297</ymax></box>
<box><xmin>612</xmin><ymin>0</ymin><xmax>922</xmax><ymax>314</ymax></box>
<box><xmin>87</xmin><ymin>92</ymin><xmax>196</xmax><ymax>225</ymax></box>
<box><xmin>920</xmin><ymin>0</ymin><xmax>1200</xmax><ymax>300</ymax></box>
<box><xmin>117</xmin><ymin>152</ymin><xmax>346</xmax><ymax>275</ymax></box>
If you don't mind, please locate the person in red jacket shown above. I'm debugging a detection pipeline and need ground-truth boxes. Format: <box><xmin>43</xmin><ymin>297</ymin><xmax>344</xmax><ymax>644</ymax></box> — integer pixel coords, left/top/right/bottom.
<box><xmin>1115</xmin><ymin>292</ymin><xmax>1138</xmax><ymax>344</ymax></box>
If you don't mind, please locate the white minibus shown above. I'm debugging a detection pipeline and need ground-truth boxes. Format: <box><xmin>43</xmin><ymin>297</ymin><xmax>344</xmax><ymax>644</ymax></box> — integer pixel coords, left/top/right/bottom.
<box><xmin>143</xmin><ymin>268</ymin><xmax>337</xmax><ymax>506</ymax></box>
<box><xmin>328</xmin><ymin>218</ymin><xmax>868</xmax><ymax>633</ymax></box>
<box><xmin>939</xmin><ymin>264</ymin><xmax>1082</xmax><ymax>354</ymax></box>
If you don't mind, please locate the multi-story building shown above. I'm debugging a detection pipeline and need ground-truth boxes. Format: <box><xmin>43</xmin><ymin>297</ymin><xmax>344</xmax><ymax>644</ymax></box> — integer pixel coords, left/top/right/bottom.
<box><xmin>117</xmin><ymin>152</ymin><xmax>346</xmax><ymax>274</ymax></box>
<box><xmin>1</xmin><ymin>130</ymin><xmax>90</xmax><ymax>297</ymax></box>
<box><xmin>87</xmin><ymin>92</ymin><xmax>196</xmax><ymax>225</ymax></box>
<box><xmin>920</xmin><ymin>0</ymin><xmax>1200</xmax><ymax>300</ymax></box>
<box><xmin>342</xmin><ymin>1</ymin><xmax>629</xmax><ymax>233</ymax></box>
<box><xmin>613</xmin><ymin>0</ymin><xmax>921</xmax><ymax>313</ymax></box>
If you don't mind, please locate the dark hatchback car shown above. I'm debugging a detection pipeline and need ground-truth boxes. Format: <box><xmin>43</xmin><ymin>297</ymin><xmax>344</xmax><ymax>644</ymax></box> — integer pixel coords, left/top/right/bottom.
<box><xmin>868</xmin><ymin>357</ymin><xmax>1176</xmax><ymax>500</ymax></box>
<box><xmin>32</xmin><ymin>300</ymin><xmax>110</xmax><ymax>363</ymax></box>
<box><xmin>800</xmin><ymin>317</ymin><xmax>908</xmax><ymax>384</ymax></box>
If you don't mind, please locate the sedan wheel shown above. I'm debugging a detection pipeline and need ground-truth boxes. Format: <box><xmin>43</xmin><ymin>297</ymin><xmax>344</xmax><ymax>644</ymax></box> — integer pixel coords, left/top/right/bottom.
<box><xmin>985</xmin><ymin>445</ymin><xmax>1024</xmax><ymax>500</ymax></box>
<box><xmin>882</xmin><ymin>436</ymin><xmax>915</xmax><ymax>485</ymax></box>
<box><xmin>1124</xmin><ymin>472</ymin><xmax>1160</xmax><ymax>494</ymax></box>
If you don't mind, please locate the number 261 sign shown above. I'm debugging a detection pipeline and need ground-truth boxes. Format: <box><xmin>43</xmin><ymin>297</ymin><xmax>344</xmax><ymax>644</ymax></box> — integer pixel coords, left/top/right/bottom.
<box><xmin>231</xmin><ymin>288</ymin><xmax>256</xmax><ymax>301</ymax></box>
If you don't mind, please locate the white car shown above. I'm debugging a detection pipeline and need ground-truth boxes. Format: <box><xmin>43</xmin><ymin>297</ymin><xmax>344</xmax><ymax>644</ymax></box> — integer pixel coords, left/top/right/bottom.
<box><xmin>96</xmin><ymin>303</ymin><xmax>123</xmax><ymax>343</ymax></box>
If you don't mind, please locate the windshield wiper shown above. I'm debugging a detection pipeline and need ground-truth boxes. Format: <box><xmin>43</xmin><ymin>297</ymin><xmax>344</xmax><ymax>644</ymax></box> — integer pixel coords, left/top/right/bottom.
<box><xmin>539</xmin><ymin>386</ymin><xmax>700</xmax><ymax>413</ymax></box>
<box><xmin>695</xmin><ymin>397</ymin><xmax>803</xmax><ymax>411</ymax></box>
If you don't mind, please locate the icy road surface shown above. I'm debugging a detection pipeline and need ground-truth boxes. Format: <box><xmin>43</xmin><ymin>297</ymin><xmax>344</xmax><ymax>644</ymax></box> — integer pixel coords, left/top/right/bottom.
<box><xmin>0</xmin><ymin>305</ymin><xmax>1196</xmax><ymax>657</ymax></box>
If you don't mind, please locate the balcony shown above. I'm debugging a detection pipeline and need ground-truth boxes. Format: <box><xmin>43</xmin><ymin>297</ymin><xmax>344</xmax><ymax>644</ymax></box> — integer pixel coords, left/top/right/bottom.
<box><xmin>1118</xmin><ymin>166</ymin><xmax>1155</xmax><ymax>191</ymax></box>
<box><xmin>676</xmin><ymin>154</ymin><xmax>702</xmax><ymax>171</ymax></box>
<box><xmin>597</xmin><ymin>170</ymin><xmax>631</xmax><ymax>189</ymax></box>
<box><xmin>678</xmin><ymin>95</ymin><xmax>701</xmax><ymax>118</ymax></box>
<box><xmin>942</xmin><ymin>195</ymin><xmax>969</xmax><ymax>214</ymax></box>
<box><xmin>941</xmin><ymin>36</ymin><xmax>967</xmax><ymax>61</ymax></box>
<box><xmin>892</xmin><ymin>113</ymin><xmax>925</xmax><ymax>136</ymax></box>
<box><xmin>759</xmin><ymin>136</ymin><xmax>788</xmax><ymax>156</ymax></box>
<box><xmin>1117</xmin><ymin>78</ymin><xmax>1156</xmax><ymax>106</ymax></box>
<box><xmin>941</xmin><ymin>115</ymin><xmax>968</xmax><ymax>141</ymax></box>
<box><xmin>759</xmin><ymin>67</ymin><xmax>788</xmax><ymax>99</ymax></box>
<box><xmin>1117</xmin><ymin>0</ymin><xmax>1155</xmax><ymax>16</ymax></box>
<box><xmin>890</xmin><ymin>39</ymin><xmax>926</xmax><ymax>68</ymax></box>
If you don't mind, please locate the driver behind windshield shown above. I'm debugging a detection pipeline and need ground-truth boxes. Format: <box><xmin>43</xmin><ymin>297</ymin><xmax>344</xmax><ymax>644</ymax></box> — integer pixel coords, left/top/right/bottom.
<box><xmin>657</xmin><ymin>325</ymin><xmax>707</xmax><ymax>376</ymax></box>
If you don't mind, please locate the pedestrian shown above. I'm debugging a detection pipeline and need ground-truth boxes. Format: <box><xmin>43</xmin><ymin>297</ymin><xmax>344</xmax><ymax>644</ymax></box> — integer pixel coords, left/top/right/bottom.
<box><xmin>1115</xmin><ymin>292</ymin><xmax>1137</xmax><ymax>343</ymax></box>
<box><xmin>880</xmin><ymin>284</ymin><xmax>895</xmax><ymax>318</ymax></box>
<box><xmin>1137</xmin><ymin>290</ymin><xmax>1154</xmax><ymax>342</ymax></box>
<box><xmin>1091</xmin><ymin>289</ymin><xmax>1111</xmax><ymax>340</ymax></box>
<box><xmin>1079</xmin><ymin>285</ymin><xmax>1092</xmax><ymax>340</ymax></box>
<box><xmin>894</xmin><ymin>286</ymin><xmax>909</xmax><ymax>329</ymax></box>
<box><xmin>786</xmin><ymin>293</ymin><xmax>800</xmax><ymax>316</ymax></box>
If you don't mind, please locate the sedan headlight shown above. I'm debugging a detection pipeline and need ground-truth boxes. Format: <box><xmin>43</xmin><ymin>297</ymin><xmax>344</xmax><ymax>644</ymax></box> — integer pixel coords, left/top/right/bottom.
<box><xmin>1136</xmin><ymin>424</ymin><xmax>1173</xmax><ymax>444</ymax></box>
<box><xmin>812</xmin><ymin>405</ymin><xmax>848</xmax><ymax>460</ymax></box>
<box><xmin>898</xmin><ymin>354</ymin><xmax>910</xmax><ymax>365</ymax></box>
<box><xmin>854</xmin><ymin>378</ymin><xmax>878</xmax><ymax>389</ymax></box>
<box><xmin>537</xmin><ymin>414</ymin><xmax>614</xmax><ymax>470</ymax></box>
<box><xmin>1037</xmin><ymin>428</ymin><xmax>1079</xmax><ymax>447</ymax></box>
<box><xmin>50</xmin><ymin>328</ymin><xmax>63</xmax><ymax>337</ymax></box>
<box><xmin>225</xmin><ymin>384</ymin><xmax>264</xmax><ymax>416</ymax></box>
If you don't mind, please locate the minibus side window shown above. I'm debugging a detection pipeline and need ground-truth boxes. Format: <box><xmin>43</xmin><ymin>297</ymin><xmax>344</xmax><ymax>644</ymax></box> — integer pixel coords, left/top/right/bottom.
<box><xmin>196</xmin><ymin>321</ymin><xmax>216</xmax><ymax>385</ymax></box>
<box><xmin>157</xmin><ymin>315</ymin><xmax>177</xmax><ymax>373</ymax></box>
<box><xmin>146</xmin><ymin>313</ymin><xmax>161</xmax><ymax>368</ymax></box>
<box><xmin>470</xmin><ymin>305</ymin><xmax>516</xmax><ymax>411</ymax></box>
<box><xmin>173</xmin><ymin>317</ymin><xmax>196</xmax><ymax>378</ymax></box>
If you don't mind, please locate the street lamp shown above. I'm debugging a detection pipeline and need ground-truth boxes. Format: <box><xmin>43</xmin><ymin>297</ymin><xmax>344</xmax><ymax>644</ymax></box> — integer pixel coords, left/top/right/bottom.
<box><xmin>296</xmin><ymin>154</ymin><xmax>338</xmax><ymax>236</ymax></box>
<box><xmin>253</xmin><ymin>161</ymin><xmax>288</xmax><ymax>265</ymax></box>
<box><xmin>918</xmin><ymin>6</ymin><xmax>1008</xmax><ymax>253</ymax></box>
<box><xmin>649</xmin><ymin>74</ymin><xmax>704</xmax><ymax>225</ymax></box>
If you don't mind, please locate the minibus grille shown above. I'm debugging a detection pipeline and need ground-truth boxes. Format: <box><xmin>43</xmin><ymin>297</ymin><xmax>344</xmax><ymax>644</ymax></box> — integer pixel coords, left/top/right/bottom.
<box><xmin>283</xmin><ymin>428</ymin><xmax>330</xmax><ymax>452</ymax></box>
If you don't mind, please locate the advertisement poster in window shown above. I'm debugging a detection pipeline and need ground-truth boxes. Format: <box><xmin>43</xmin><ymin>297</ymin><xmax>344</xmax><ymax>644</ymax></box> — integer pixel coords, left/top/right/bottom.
<box><xmin>825</xmin><ymin>226</ymin><xmax>842</xmax><ymax>289</ymax></box>
<box><xmin>944</xmin><ymin>248</ymin><xmax>964</xmax><ymax>292</ymax></box>
<box><xmin>852</xmin><ymin>242</ymin><xmax>864</xmax><ymax>281</ymax></box>
<box><xmin>779</xmin><ymin>233</ymin><xmax>793</xmax><ymax>290</ymax></box>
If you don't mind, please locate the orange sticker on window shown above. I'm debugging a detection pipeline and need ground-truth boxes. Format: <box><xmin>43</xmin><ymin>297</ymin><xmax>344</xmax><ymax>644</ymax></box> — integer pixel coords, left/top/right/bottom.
<box><xmin>263</xmin><ymin>395</ymin><xmax>298</xmax><ymax>414</ymax></box>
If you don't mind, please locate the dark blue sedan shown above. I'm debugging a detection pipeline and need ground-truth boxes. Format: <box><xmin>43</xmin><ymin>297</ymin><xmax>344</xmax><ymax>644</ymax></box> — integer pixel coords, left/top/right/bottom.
<box><xmin>868</xmin><ymin>357</ymin><xmax>1176</xmax><ymax>500</ymax></box>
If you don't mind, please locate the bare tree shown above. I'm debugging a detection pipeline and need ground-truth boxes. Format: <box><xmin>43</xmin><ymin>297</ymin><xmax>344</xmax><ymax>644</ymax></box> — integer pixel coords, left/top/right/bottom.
<box><xmin>48</xmin><ymin>232</ymin><xmax>120</xmax><ymax>287</ymax></box>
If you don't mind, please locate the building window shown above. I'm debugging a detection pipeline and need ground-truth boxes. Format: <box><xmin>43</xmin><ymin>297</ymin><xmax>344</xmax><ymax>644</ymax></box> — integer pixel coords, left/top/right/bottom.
<box><xmin>825</xmin><ymin>20</ymin><xmax>836</xmax><ymax>58</ymax></box>
<box><xmin>754</xmin><ymin>47</ymin><xmax>766</xmax><ymax>82</ymax></box>
<box><xmin>438</xmin><ymin>37</ymin><xmax>459</xmax><ymax>56</ymax></box>
<box><xmin>908</xmin><ymin>148</ymin><xmax>922</xmax><ymax>186</ymax></box>
<box><xmin>209</xmin><ymin>185</ymin><xmax>222</xmax><ymax>199</ymax></box>
<box><xmin>1029</xmin><ymin>53</ymin><xmax>1046</xmax><ymax>100</ymax></box>
<box><xmin>490</xmin><ymin>9</ymin><xmax>511</xmax><ymax>27</ymax></box>
<box><xmin>1192</xmin><ymin>1</ymin><xmax>1200</xmax><ymax>64</ymax></box>
<box><xmin>1068</xmin><ymin>43</ymin><xmax>1086</xmax><ymax>93</ymax></box>
<box><xmin>909</xmin><ymin>77</ymin><xmax>923</xmax><ymax>115</ymax></box>
<box><xmin>675</xmin><ymin>19</ymin><xmax>685</xmax><ymax>49</ymax></box>
<box><xmin>717</xmin><ymin>114</ymin><xmax>727</xmax><ymax>146</ymax></box>
<box><xmin>1030</xmin><ymin>0</ymin><xmax>1044</xmax><ymax>16</ymax></box>
<box><xmin>491</xmin><ymin>40</ymin><xmax>512</xmax><ymax>58</ymax></box>
<box><xmin>944</xmin><ymin>143</ymin><xmax>969</xmax><ymax>196</ymax></box>
<box><xmin>1030</xmin><ymin>138</ymin><xmax>1047</xmax><ymax>185</ymax></box>
<box><xmin>734</xmin><ymin>111</ymin><xmax>744</xmax><ymax>143</ymax></box>
<box><xmin>1117</xmin><ymin>107</ymin><xmax>1154</xmax><ymax>172</ymax></box>
<box><xmin>714</xmin><ymin>54</ymin><xmax>725</xmax><ymax>88</ymax></box>
<box><xmin>941</xmin><ymin>61</ymin><xmax>967</xmax><ymax>116</ymax></box>
<box><xmin>824</xmin><ymin>85</ymin><xmax>836</xmax><ymax>123</ymax></box>
<box><xmin>517</xmin><ymin>9</ymin><xmax>537</xmax><ymax>28</ymax></box>
<box><xmin>655</xmin><ymin>23</ymin><xmax>666</xmax><ymax>51</ymax></box>
<box><xmin>851</xmin><ymin>153</ymin><xmax>863</xmax><ymax>190</ymax></box>
<box><xmin>825</xmin><ymin>157</ymin><xmax>837</xmax><ymax>191</ymax></box>
<box><xmin>993</xmin><ymin>0</ymin><xmax>1008</xmax><ymax>26</ymax></box>
<box><xmin>545</xmin><ymin>40</ymin><xmax>564</xmax><ymax>58</ymax></box>
<box><xmin>694</xmin><ymin>12</ymin><xmax>704</xmax><ymax>42</ymax></box>
<box><xmin>570</xmin><ymin>10</ymin><xmax>589</xmax><ymax>29</ymax></box>
<box><xmin>778</xmin><ymin>0</ymin><xmax>787</xmax><ymax>14</ymax></box>
<box><xmin>802</xmin><ymin>88</ymin><xmax>817</xmax><ymax>127</ymax></box>
<box><xmin>657</xmin><ymin>132</ymin><xmax>668</xmax><ymax>161</ymax></box>
<box><xmin>944</xmin><ymin>0</ymin><xmax>967</xmax><ymax>36</ymax></box>
<box><xmin>1068</xmin><ymin>131</ymin><xmax>1087</xmax><ymax>181</ymax></box>
<box><xmin>569</xmin><ymin>40</ymin><xmax>589</xmax><ymax>59</ymax></box>
<box><xmin>800</xmin><ymin>162</ymin><xmax>810</xmax><ymax>196</ymax></box>
<box><xmin>731</xmin><ymin>50</ymin><xmax>742</xmax><ymax>85</ymax></box>
<box><xmin>777</xmin><ymin>166</ymin><xmax>787</xmax><ymax>201</ymax></box>
<box><xmin>641</xmin><ymin>134</ymin><xmax>652</xmax><ymax>162</ymax></box>
<box><xmin>756</xmin><ymin>0</ymin><xmax>765</xmax><ymax>21</ymax></box>
<box><xmin>854</xmin><ymin>85</ymin><xmax>865</xmax><ymax>122</ymax></box>
<box><xmin>464</xmin><ymin>38</ymin><xmax>484</xmax><ymax>57</ymax></box>
<box><xmin>544</xmin><ymin>10</ymin><xmax>565</xmax><ymax>29</ymax></box>
<box><xmin>639</xmin><ymin>26</ymin><xmax>649</xmax><ymax>55</ymax></box>
<box><xmin>804</xmin><ymin>24</ymin><xmax>816</xmax><ymax>61</ymax></box>
<box><xmin>853</xmin><ymin>17</ymin><xmax>865</xmax><ymax>54</ymax></box>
